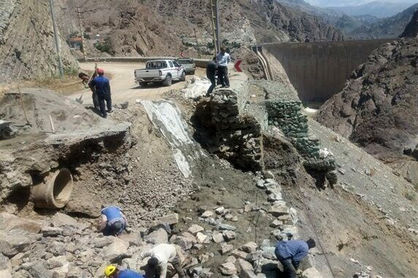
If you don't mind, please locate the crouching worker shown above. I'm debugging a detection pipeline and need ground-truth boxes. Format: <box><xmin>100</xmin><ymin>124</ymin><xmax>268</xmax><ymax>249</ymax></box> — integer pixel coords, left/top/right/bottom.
<box><xmin>98</xmin><ymin>206</ymin><xmax>127</xmax><ymax>236</ymax></box>
<box><xmin>275</xmin><ymin>238</ymin><xmax>316</xmax><ymax>278</ymax></box>
<box><xmin>104</xmin><ymin>264</ymin><xmax>143</xmax><ymax>278</ymax></box>
<box><xmin>141</xmin><ymin>243</ymin><xmax>185</xmax><ymax>278</ymax></box>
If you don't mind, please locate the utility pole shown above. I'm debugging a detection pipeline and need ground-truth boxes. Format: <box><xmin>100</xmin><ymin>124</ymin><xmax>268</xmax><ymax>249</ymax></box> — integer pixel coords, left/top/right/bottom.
<box><xmin>215</xmin><ymin>0</ymin><xmax>220</xmax><ymax>52</ymax></box>
<box><xmin>48</xmin><ymin>0</ymin><xmax>64</xmax><ymax>77</ymax></box>
<box><xmin>210</xmin><ymin>0</ymin><xmax>221</xmax><ymax>55</ymax></box>
<box><xmin>76</xmin><ymin>7</ymin><xmax>87</xmax><ymax>60</ymax></box>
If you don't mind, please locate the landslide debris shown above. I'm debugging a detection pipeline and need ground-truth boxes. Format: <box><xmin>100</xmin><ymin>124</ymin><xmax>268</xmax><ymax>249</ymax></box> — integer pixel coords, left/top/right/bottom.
<box><xmin>0</xmin><ymin>0</ymin><xmax>78</xmax><ymax>82</ymax></box>
<box><xmin>317</xmin><ymin>38</ymin><xmax>418</xmax><ymax>169</ymax></box>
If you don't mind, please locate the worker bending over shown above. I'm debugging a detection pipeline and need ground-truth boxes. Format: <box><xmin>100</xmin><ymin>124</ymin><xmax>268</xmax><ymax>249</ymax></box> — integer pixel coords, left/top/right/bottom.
<box><xmin>99</xmin><ymin>206</ymin><xmax>127</xmax><ymax>236</ymax></box>
<box><xmin>104</xmin><ymin>264</ymin><xmax>143</xmax><ymax>278</ymax></box>
<box><xmin>141</xmin><ymin>243</ymin><xmax>185</xmax><ymax>278</ymax></box>
<box><xmin>275</xmin><ymin>238</ymin><xmax>316</xmax><ymax>278</ymax></box>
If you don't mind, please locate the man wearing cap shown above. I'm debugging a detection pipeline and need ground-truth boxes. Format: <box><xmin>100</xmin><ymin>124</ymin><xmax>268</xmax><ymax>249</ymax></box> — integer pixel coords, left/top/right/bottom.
<box><xmin>99</xmin><ymin>206</ymin><xmax>127</xmax><ymax>236</ymax></box>
<box><xmin>89</xmin><ymin>68</ymin><xmax>112</xmax><ymax>118</ymax></box>
<box><xmin>275</xmin><ymin>238</ymin><xmax>316</xmax><ymax>278</ymax></box>
<box><xmin>104</xmin><ymin>264</ymin><xmax>143</xmax><ymax>278</ymax></box>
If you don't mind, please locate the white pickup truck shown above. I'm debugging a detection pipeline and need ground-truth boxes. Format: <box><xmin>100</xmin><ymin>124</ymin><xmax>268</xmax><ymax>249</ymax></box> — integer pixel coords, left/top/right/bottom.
<box><xmin>134</xmin><ymin>60</ymin><xmax>186</xmax><ymax>87</ymax></box>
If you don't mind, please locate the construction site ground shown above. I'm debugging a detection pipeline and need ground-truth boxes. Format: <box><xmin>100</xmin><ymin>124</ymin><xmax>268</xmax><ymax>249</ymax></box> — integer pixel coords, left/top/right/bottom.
<box><xmin>0</xmin><ymin>62</ymin><xmax>417</xmax><ymax>278</ymax></box>
<box><xmin>70</xmin><ymin>62</ymin><xmax>206</xmax><ymax>104</ymax></box>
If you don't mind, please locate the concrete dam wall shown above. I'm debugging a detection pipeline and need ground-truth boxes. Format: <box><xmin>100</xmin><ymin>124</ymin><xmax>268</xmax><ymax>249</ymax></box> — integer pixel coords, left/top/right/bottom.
<box><xmin>262</xmin><ymin>39</ymin><xmax>395</xmax><ymax>104</ymax></box>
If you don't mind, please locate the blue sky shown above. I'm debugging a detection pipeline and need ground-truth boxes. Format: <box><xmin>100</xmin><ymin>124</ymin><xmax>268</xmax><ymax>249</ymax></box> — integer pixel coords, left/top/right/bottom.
<box><xmin>305</xmin><ymin>0</ymin><xmax>418</xmax><ymax>7</ymax></box>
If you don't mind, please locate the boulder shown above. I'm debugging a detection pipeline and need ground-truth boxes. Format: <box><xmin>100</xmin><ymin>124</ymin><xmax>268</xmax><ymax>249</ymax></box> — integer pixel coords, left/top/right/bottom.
<box><xmin>231</xmin><ymin>249</ymin><xmax>248</xmax><ymax>260</ymax></box>
<box><xmin>188</xmin><ymin>224</ymin><xmax>204</xmax><ymax>235</ymax></box>
<box><xmin>223</xmin><ymin>231</ymin><xmax>236</xmax><ymax>241</ymax></box>
<box><xmin>144</xmin><ymin>228</ymin><xmax>168</xmax><ymax>244</ymax></box>
<box><xmin>196</xmin><ymin>232</ymin><xmax>208</xmax><ymax>244</ymax></box>
<box><xmin>173</xmin><ymin>232</ymin><xmax>197</xmax><ymax>250</ymax></box>
<box><xmin>217</xmin><ymin>223</ymin><xmax>237</xmax><ymax>231</ymax></box>
<box><xmin>201</xmin><ymin>211</ymin><xmax>214</xmax><ymax>218</ymax></box>
<box><xmin>41</xmin><ymin>227</ymin><xmax>63</xmax><ymax>237</ymax></box>
<box><xmin>269</xmin><ymin>204</ymin><xmax>289</xmax><ymax>217</ymax></box>
<box><xmin>212</xmin><ymin>231</ymin><xmax>225</xmax><ymax>243</ymax></box>
<box><xmin>302</xmin><ymin>267</ymin><xmax>323</xmax><ymax>278</ymax></box>
<box><xmin>221</xmin><ymin>243</ymin><xmax>234</xmax><ymax>255</ymax></box>
<box><xmin>102</xmin><ymin>237</ymin><xmax>129</xmax><ymax>261</ymax></box>
<box><xmin>0</xmin><ymin>269</ymin><xmax>12</xmax><ymax>278</ymax></box>
<box><xmin>0</xmin><ymin>231</ymin><xmax>36</xmax><ymax>257</ymax></box>
<box><xmin>51</xmin><ymin>213</ymin><xmax>79</xmax><ymax>227</ymax></box>
<box><xmin>156</xmin><ymin>213</ymin><xmax>179</xmax><ymax>226</ymax></box>
<box><xmin>238</xmin><ymin>259</ymin><xmax>257</xmax><ymax>278</ymax></box>
<box><xmin>241</xmin><ymin>242</ymin><xmax>257</xmax><ymax>253</ymax></box>
<box><xmin>215</xmin><ymin>207</ymin><xmax>225</xmax><ymax>215</ymax></box>
<box><xmin>0</xmin><ymin>213</ymin><xmax>43</xmax><ymax>233</ymax></box>
<box><xmin>219</xmin><ymin>262</ymin><xmax>237</xmax><ymax>275</ymax></box>
<box><xmin>24</xmin><ymin>261</ymin><xmax>53</xmax><ymax>278</ymax></box>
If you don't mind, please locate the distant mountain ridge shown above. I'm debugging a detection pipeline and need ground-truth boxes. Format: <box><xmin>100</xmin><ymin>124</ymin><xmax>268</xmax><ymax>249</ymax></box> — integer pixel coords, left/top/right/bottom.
<box><xmin>278</xmin><ymin>0</ymin><xmax>418</xmax><ymax>39</ymax></box>
<box><xmin>349</xmin><ymin>3</ymin><xmax>418</xmax><ymax>39</ymax></box>
<box><xmin>328</xmin><ymin>1</ymin><xmax>415</xmax><ymax>18</ymax></box>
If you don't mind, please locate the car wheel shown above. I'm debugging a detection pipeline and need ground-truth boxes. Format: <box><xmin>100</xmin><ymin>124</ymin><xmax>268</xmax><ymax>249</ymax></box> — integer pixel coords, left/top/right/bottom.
<box><xmin>163</xmin><ymin>75</ymin><xmax>172</xmax><ymax>86</ymax></box>
<box><xmin>140</xmin><ymin>82</ymin><xmax>147</xmax><ymax>87</ymax></box>
<box><xmin>191</xmin><ymin>70</ymin><xmax>196</xmax><ymax>75</ymax></box>
<box><xmin>180</xmin><ymin>71</ymin><xmax>186</xmax><ymax>81</ymax></box>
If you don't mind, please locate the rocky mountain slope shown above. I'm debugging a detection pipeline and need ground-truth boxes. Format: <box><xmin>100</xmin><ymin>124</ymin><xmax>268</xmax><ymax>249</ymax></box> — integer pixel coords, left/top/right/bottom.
<box><xmin>401</xmin><ymin>9</ymin><xmax>418</xmax><ymax>37</ymax></box>
<box><xmin>317</xmin><ymin>35</ymin><xmax>418</xmax><ymax>184</ymax></box>
<box><xmin>0</xmin><ymin>0</ymin><xmax>77</xmax><ymax>82</ymax></box>
<box><xmin>55</xmin><ymin>0</ymin><xmax>343</xmax><ymax>58</ymax></box>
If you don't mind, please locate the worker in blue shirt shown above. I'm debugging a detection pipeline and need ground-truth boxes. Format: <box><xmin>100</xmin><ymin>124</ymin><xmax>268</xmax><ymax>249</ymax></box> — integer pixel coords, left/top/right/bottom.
<box><xmin>104</xmin><ymin>265</ymin><xmax>144</xmax><ymax>278</ymax></box>
<box><xmin>98</xmin><ymin>206</ymin><xmax>127</xmax><ymax>236</ymax></box>
<box><xmin>89</xmin><ymin>68</ymin><xmax>112</xmax><ymax>118</ymax></box>
<box><xmin>275</xmin><ymin>238</ymin><xmax>316</xmax><ymax>278</ymax></box>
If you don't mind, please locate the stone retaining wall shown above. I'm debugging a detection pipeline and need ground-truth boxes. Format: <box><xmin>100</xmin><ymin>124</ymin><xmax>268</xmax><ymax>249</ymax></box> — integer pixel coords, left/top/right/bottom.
<box><xmin>209</xmin><ymin>74</ymin><xmax>264</xmax><ymax>171</ymax></box>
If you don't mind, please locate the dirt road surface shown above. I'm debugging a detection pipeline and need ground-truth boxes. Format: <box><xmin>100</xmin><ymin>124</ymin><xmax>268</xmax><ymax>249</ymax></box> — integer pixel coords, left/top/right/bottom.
<box><xmin>70</xmin><ymin>62</ymin><xmax>205</xmax><ymax>104</ymax></box>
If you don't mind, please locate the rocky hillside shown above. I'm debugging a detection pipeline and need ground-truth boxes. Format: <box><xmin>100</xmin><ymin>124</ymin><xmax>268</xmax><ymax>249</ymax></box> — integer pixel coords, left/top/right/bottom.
<box><xmin>317</xmin><ymin>38</ymin><xmax>418</xmax><ymax>163</ymax></box>
<box><xmin>0</xmin><ymin>0</ymin><xmax>77</xmax><ymax>82</ymax></box>
<box><xmin>55</xmin><ymin>0</ymin><xmax>343</xmax><ymax>58</ymax></box>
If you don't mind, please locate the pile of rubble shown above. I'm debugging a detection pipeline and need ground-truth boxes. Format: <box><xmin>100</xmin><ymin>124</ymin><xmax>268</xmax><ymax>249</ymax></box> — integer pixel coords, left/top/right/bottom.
<box><xmin>0</xmin><ymin>171</ymin><xmax>322</xmax><ymax>278</ymax></box>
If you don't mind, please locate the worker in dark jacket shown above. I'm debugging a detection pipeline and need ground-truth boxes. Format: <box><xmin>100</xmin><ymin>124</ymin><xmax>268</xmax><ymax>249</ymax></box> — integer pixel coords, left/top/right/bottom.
<box><xmin>206</xmin><ymin>56</ymin><xmax>217</xmax><ymax>96</ymax></box>
<box><xmin>275</xmin><ymin>238</ymin><xmax>316</xmax><ymax>278</ymax></box>
<box><xmin>98</xmin><ymin>206</ymin><xmax>127</xmax><ymax>236</ymax></box>
<box><xmin>89</xmin><ymin>68</ymin><xmax>112</xmax><ymax>118</ymax></box>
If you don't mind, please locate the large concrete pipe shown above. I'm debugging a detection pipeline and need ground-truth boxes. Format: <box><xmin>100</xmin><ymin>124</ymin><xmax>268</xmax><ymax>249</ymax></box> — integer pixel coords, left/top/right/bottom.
<box><xmin>31</xmin><ymin>168</ymin><xmax>73</xmax><ymax>209</ymax></box>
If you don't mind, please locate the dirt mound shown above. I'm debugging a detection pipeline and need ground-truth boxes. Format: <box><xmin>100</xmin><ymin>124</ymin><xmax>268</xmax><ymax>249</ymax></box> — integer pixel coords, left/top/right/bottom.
<box><xmin>317</xmin><ymin>38</ymin><xmax>418</xmax><ymax>162</ymax></box>
<box><xmin>0</xmin><ymin>0</ymin><xmax>77</xmax><ymax>82</ymax></box>
<box><xmin>0</xmin><ymin>88</ymin><xmax>103</xmax><ymax>135</ymax></box>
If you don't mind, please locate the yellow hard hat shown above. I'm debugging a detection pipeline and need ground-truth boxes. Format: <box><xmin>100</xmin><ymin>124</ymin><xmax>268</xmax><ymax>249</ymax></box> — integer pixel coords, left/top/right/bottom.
<box><xmin>104</xmin><ymin>265</ymin><xmax>117</xmax><ymax>277</ymax></box>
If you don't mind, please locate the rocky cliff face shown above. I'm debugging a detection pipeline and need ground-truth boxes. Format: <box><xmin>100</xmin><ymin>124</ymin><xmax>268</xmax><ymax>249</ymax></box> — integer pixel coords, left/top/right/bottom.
<box><xmin>317</xmin><ymin>38</ymin><xmax>418</xmax><ymax>162</ymax></box>
<box><xmin>401</xmin><ymin>10</ymin><xmax>418</xmax><ymax>38</ymax></box>
<box><xmin>55</xmin><ymin>0</ymin><xmax>343</xmax><ymax>58</ymax></box>
<box><xmin>0</xmin><ymin>0</ymin><xmax>78</xmax><ymax>82</ymax></box>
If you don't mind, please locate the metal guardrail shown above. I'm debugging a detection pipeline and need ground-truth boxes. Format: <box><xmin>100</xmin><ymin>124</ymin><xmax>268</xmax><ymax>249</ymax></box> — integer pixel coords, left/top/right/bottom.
<box><xmin>78</xmin><ymin>57</ymin><xmax>210</xmax><ymax>67</ymax></box>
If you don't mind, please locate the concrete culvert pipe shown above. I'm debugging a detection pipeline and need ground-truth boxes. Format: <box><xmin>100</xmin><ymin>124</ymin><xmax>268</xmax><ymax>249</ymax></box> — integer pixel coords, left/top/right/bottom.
<box><xmin>31</xmin><ymin>168</ymin><xmax>73</xmax><ymax>209</ymax></box>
